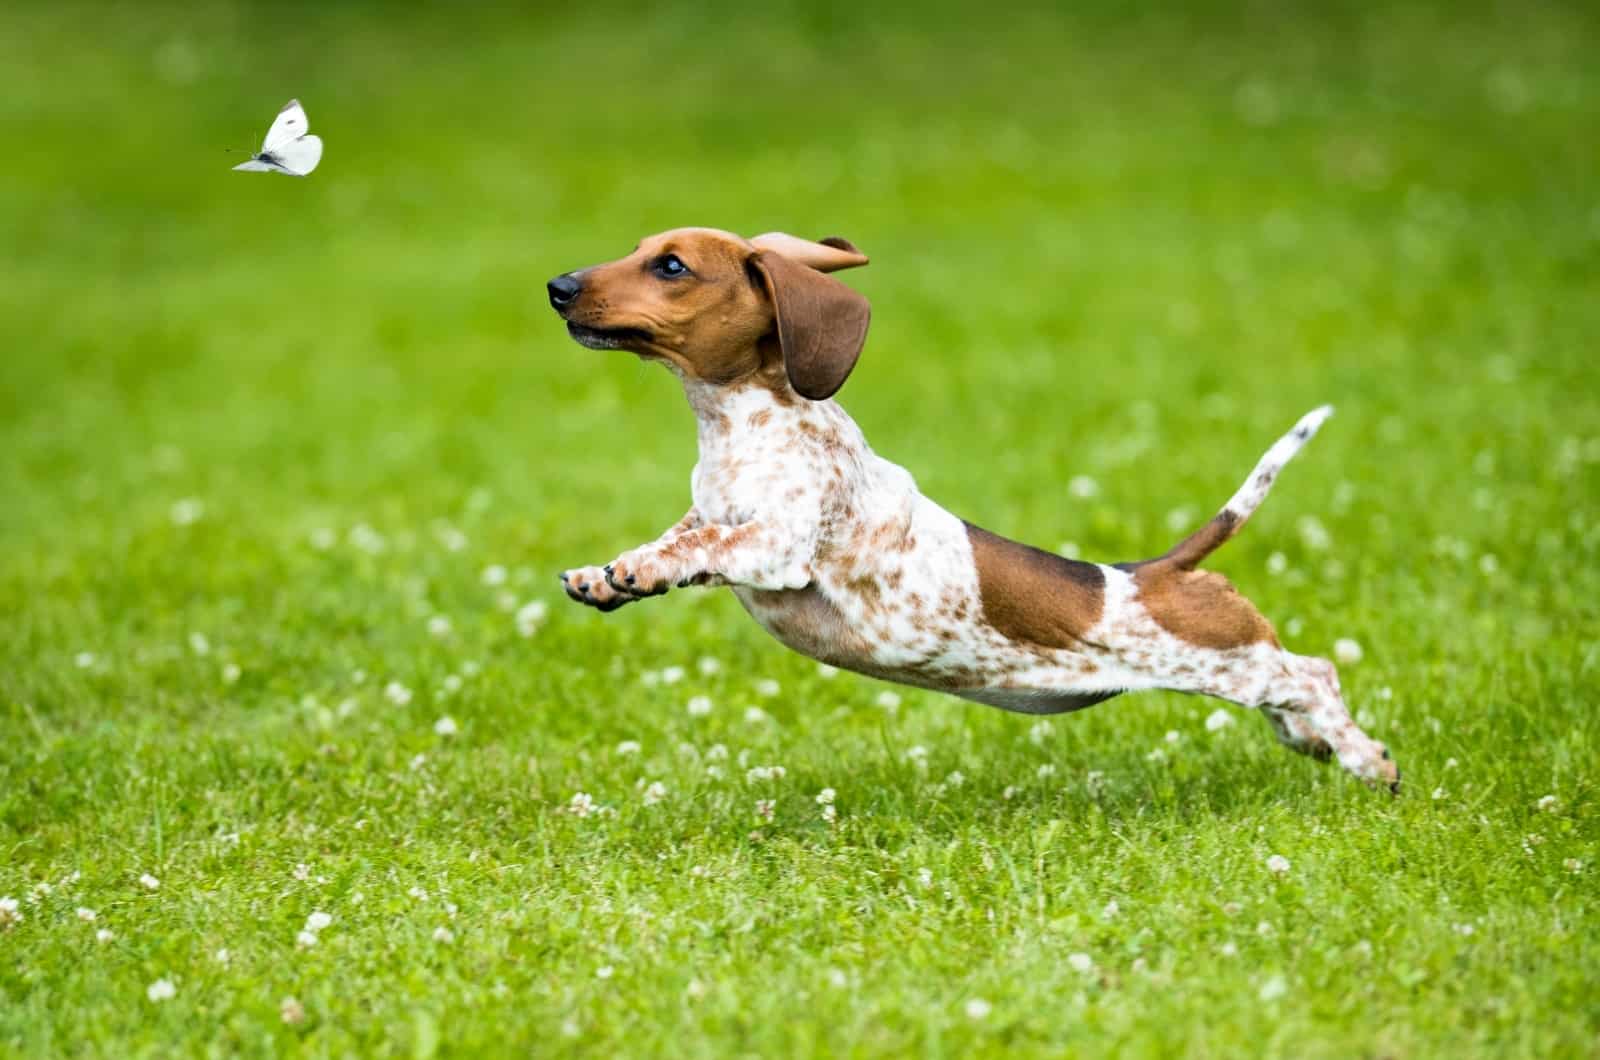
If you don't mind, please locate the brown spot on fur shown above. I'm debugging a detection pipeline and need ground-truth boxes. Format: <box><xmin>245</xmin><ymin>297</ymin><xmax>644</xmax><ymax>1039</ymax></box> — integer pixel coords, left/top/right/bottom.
<box><xmin>965</xmin><ymin>523</ymin><xmax>1104</xmax><ymax>648</ymax></box>
<box><xmin>748</xmin><ymin>409</ymin><xmax>772</xmax><ymax>429</ymax></box>
<box><xmin>1130</xmin><ymin>561</ymin><xmax>1278</xmax><ymax>649</ymax></box>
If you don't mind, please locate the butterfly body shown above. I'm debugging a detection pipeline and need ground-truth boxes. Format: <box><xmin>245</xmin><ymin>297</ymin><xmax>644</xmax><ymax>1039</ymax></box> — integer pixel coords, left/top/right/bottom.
<box><xmin>233</xmin><ymin>99</ymin><xmax>322</xmax><ymax>177</ymax></box>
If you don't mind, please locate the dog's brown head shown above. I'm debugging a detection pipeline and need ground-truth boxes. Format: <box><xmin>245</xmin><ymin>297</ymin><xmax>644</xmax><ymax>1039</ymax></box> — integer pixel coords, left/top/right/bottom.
<box><xmin>548</xmin><ymin>228</ymin><xmax>870</xmax><ymax>400</ymax></box>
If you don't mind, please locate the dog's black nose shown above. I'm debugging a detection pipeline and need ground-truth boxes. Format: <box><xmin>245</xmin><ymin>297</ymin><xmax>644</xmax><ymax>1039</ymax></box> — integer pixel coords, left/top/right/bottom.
<box><xmin>547</xmin><ymin>273</ymin><xmax>582</xmax><ymax>309</ymax></box>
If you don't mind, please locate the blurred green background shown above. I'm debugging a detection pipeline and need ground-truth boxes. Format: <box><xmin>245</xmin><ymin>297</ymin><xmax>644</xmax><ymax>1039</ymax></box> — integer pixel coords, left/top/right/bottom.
<box><xmin>2</xmin><ymin>1</ymin><xmax>1597</xmax><ymax>1056</ymax></box>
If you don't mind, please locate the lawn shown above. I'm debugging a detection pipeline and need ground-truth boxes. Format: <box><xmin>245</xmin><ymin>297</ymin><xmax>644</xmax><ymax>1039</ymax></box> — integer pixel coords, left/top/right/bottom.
<box><xmin>2</xmin><ymin>1</ymin><xmax>1597</xmax><ymax>1055</ymax></box>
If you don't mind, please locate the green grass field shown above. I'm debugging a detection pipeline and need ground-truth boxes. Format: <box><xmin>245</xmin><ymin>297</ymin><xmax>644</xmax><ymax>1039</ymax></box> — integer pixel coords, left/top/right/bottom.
<box><xmin>2</xmin><ymin>1</ymin><xmax>1598</xmax><ymax>1055</ymax></box>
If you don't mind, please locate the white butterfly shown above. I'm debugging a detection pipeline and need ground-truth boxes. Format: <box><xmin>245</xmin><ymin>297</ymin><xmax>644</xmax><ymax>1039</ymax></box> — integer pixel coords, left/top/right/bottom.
<box><xmin>233</xmin><ymin>99</ymin><xmax>323</xmax><ymax>176</ymax></box>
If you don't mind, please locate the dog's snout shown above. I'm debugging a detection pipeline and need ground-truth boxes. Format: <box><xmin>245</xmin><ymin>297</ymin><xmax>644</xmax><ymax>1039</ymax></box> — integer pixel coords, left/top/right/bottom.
<box><xmin>547</xmin><ymin>273</ymin><xmax>583</xmax><ymax>309</ymax></box>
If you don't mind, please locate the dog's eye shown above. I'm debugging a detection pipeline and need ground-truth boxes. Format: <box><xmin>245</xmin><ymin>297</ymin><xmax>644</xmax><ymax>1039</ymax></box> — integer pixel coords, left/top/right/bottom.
<box><xmin>652</xmin><ymin>254</ymin><xmax>690</xmax><ymax>279</ymax></box>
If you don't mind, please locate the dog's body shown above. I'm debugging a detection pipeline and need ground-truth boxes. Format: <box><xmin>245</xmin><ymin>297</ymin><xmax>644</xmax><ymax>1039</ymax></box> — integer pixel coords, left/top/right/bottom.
<box><xmin>549</xmin><ymin>228</ymin><xmax>1399</xmax><ymax>790</ymax></box>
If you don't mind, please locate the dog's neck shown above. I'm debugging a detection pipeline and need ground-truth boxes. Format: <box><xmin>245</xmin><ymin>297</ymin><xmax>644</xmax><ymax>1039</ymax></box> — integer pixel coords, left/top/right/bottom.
<box><xmin>682</xmin><ymin>377</ymin><xmax>855</xmax><ymax>460</ymax></box>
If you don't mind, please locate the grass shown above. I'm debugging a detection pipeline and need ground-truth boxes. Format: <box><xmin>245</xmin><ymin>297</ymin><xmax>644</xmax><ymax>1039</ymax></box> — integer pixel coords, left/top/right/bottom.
<box><xmin>2</xmin><ymin>0</ymin><xmax>1598</xmax><ymax>1055</ymax></box>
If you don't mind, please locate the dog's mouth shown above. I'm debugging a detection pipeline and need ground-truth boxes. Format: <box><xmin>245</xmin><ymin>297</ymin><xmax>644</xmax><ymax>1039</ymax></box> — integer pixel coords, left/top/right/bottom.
<box><xmin>565</xmin><ymin>321</ymin><xmax>652</xmax><ymax>351</ymax></box>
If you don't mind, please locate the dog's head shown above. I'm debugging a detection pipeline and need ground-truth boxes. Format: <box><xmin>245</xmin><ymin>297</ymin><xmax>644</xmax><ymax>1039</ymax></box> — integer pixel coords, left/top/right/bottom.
<box><xmin>547</xmin><ymin>228</ymin><xmax>871</xmax><ymax>400</ymax></box>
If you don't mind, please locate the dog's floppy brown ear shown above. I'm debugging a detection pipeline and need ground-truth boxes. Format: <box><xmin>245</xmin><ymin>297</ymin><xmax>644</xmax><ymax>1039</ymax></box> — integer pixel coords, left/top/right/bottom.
<box><xmin>751</xmin><ymin>250</ymin><xmax>871</xmax><ymax>401</ymax></box>
<box><xmin>750</xmin><ymin>232</ymin><xmax>869</xmax><ymax>273</ymax></box>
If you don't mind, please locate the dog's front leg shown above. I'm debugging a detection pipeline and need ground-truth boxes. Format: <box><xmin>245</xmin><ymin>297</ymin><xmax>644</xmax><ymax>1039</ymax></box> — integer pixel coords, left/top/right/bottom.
<box><xmin>603</xmin><ymin>521</ymin><xmax>810</xmax><ymax>600</ymax></box>
<box><xmin>560</xmin><ymin>509</ymin><xmax>704</xmax><ymax>612</ymax></box>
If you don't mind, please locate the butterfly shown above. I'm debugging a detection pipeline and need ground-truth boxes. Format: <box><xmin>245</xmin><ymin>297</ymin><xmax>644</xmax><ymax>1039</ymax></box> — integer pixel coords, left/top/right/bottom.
<box><xmin>232</xmin><ymin>99</ymin><xmax>323</xmax><ymax>176</ymax></box>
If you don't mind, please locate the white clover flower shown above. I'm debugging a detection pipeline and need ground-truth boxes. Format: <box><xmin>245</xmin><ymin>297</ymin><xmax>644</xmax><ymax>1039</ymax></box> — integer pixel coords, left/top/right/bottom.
<box><xmin>964</xmin><ymin>998</ymin><xmax>992</xmax><ymax>1020</ymax></box>
<box><xmin>744</xmin><ymin>707</ymin><xmax>769</xmax><ymax>724</ymax></box>
<box><xmin>515</xmin><ymin>600</ymin><xmax>549</xmax><ymax>637</ymax></box>
<box><xmin>96</xmin><ymin>928</ymin><xmax>115</xmax><ymax>943</ymax></box>
<box><xmin>1333</xmin><ymin>638</ymin><xmax>1364</xmax><ymax>665</ymax></box>
<box><xmin>815</xmin><ymin>788</ymin><xmax>836</xmax><ymax>805</ymax></box>
<box><xmin>1453</xmin><ymin>923</ymin><xmax>1475</xmax><ymax>937</ymax></box>
<box><xmin>170</xmin><ymin>498</ymin><xmax>204</xmax><ymax>525</ymax></box>
<box><xmin>280</xmin><ymin>997</ymin><xmax>306</xmax><ymax>1025</ymax></box>
<box><xmin>305</xmin><ymin>911</ymin><xmax>332</xmax><ymax>932</ymax></box>
<box><xmin>1146</xmin><ymin>747</ymin><xmax>1167</xmax><ymax>763</ymax></box>
<box><xmin>214</xmin><ymin>948</ymin><xmax>230</xmax><ymax>964</ymax></box>
<box><xmin>384</xmin><ymin>681</ymin><xmax>412</xmax><ymax>706</ymax></box>
<box><xmin>74</xmin><ymin>651</ymin><xmax>97</xmax><ymax>669</ymax></box>
<box><xmin>481</xmin><ymin>564</ymin><xmax>508</xmax><ymax>586</ymax></box>
<box><xmin>705</xmin><ymin>765</ymin><xmax>725</xmax><ymax>780</ymax></box>
<box><xmin>568</xmin><ymin>792</ymin><xmax>596</xmax><ymax>818</ymax></box>
<box><xmin>705</xmin><ymin>743</ymin><xmax>728</xmax><ymax>761</ymax></box>
<box><xmin>1028</xmin><ymin>720</ymin><xmax>1052</xmax><ymax>745</ymax></box>
<box><xmin>1037</xmin><ymin>763</ymin><xmax>1057</xmax><ymax>779</ymax></box>
<box><xmin>1266</xmin><ymin>551</ymin><xmax>1289</xmax><ymax>576</ymax></box>
<box><xmin>1565</xmin><ymin>858</ymin><xmax>1583</xmax><ymax>874</ymax></box>
<box><xmin>221</xmin><ymin>662</ymin><xmax>242</xmax><ymax>684</ymax></box>
<box><xmin>595</xmin><ymin>965</ymin><xmax>614</xmax><ymax>979</ymax></box>
<box><xmin>427</xmin><ymin>615</ymin><xmax>452</xmax><ymax>638</ymax></box>
<box><xmin>686</xmin><ymin>696</ymin><xmax>713</xmax><ymax>717</ymax></box>
<box><xmin>1057</xmin><ymin>541</ymin><xmax>1081</xmax><ymax>559</ymax></box>
<box><xmin>754</xmin><ymin>678</ymin><xmax>780</xmax><ymax>697</ymax></box>
<box><xmin>821</xmin><ymin>804</ymin><xmax>837</xmax><ymax>824</ymax></box>
<box><xmin>697</xmin><ymin>656</ymin><xmax>722</xmax><ymax>676</ymax></box>
<box><xmin>826</xmin><ymin>968</ymin><xmax>848</xmax><ymax>988</ymax></box>
<box><xmin>754</xmin><ymin>799</ymin><xmax>775</xmax><ymax>822</ymax></box>
<box><xmin>1266</xmin><ymin>854</ymin><xmax>1290</xmax><ymax>875</ymax></box>
<box><xmin>616</xmin><ymin>740</ymin><xmax>641</xmax><ymax>756</ymax></box>
<box><xmin>1445</xmin><ymin>757</ymin><xmax>1458</xmax><ymax>769</ymax></box>
<box><xmin>188</xmin><ymin>632</ymin><xmax>211</xmax><ymax>656</ymax></box>
<box><xmin>905</xmin><ymin>745</ymin><xmax>928</xmax><ymax>764</ymax></box>
<box><xmin>1219</xmin><ymin>941</ymin><xmax>1238</xmax><ymax>957</ymax></box>
<box><xmin>875</xmin><ymin>691</ymin><xmax>901</xmax><ymax>711</ymax></box>
<box><xmin>309</xmin><ymin>527</ymin><xmax>337</xmax><ymax>550</ymax></box>
<box><xmin>1432</xmin><ymin>787</ymin><xmax>1448</xmax><ymax>801</ymax></box>
<box><xmin>661</xmin><ymin>666</ymin><xmax>686</xmax><ymax>685</ymax></box>
<box><xmin>295</xmin><ymin>930</ymin><xmax>318</xmax><ymax>949</ymax></box>
<box><xmin>1258</xmin><ymin>976</ymin><xmax>1288</xmax><ymax>1001</ymax></box>
<box><xmin>643</xmin><ymin>781</ymin><xmax>668</xmax><ymax>806</ymax></box>
<box><xmin>816</xmin><ymin>663</ymin><xmax>839</xmax><ymax>679</ymax></box>
<box><xmin>0</xmin><ymin>897</ymin><xmax>20</xmax><ymax>929</ymax></box>
<box><xmin>917</xmin><ymin>868</ymin><xmax>933</xmax><ymax>889</ymax></box>
<box><xmin>745</xmin><ymin>765</ymin><xmax>787</xmax><ymax>782</ymax></box>
<box><xmin>944</xmin><ymin>771</ymin><xmax>965</xmax><ymax>788</ymax></box>
<box><xmin>291</xmin><ymin>863</ymin><xmax>311</xmax><ymax>882</ymax></box>
<box><xmin>433</xmin><ymin>926</ymin><xmax>454</xmax><ymax>943</ymax></box>
<box><xmin>408</xmin><ymin>886</ymin><xmax>429</xmax><ymax>902</ymax></box>
<box><xmin>1002</xmin><ymin>785</ymin><xmax>1019</xmax><ymax>800</ymax></box>
<box><xmin>434</xmin><ymin>716</ymin><xmax>459</xmax><ymax>737</ymax></box>
<box><xmin>1067</xmin><ymin>952</ymin><xmax>1094</xmax><ymax>974</ymax></box>
<box><xmin>689</xmin><ymin>865</ymin><xmax>708</xmax><ymax>878</ymax></box>
<box><xmin>1068</xmin><ymin>475</ymin><xmax>1099</xmax><ymax>499</ymax></box>
<box><xmin>1205</xmin><ymin>709</ymin><xmax>1234</xmax><ymax>732</ymax></box>
<box><xmin>1165</xmin><ymin>730</ymin><xmax>1181</xmax><ymax>744</ymax></box>
<box><xmin>1297</xmin><ymin>515</ymin><xmax>1331</xmax><ymax>551</ymax></box>
<box><xmin>139</xmin><ymin>873</ymin><xmax>161</xmax><ymax>891</ymax></box>
<box><xmin>439</xmin><ymin>674</ymin><xmax>463</xmax><ymax>696</ymax></box>
<box><xmin>1101</xmin><ymin>900</ymin><xmax>1119</xmax><ymax>920</ymax></box>
<box><xmin>1537</xmin><ymin>794</ymin><xmax>1558</xmax><ymax>812</ymax></box>
<box><xmin>1257</xmin><ymin>921</ymin><xmax>1275</xmax><ymax>937</ymax></box>
<box><xmin>686</xmin><ymin>979</ymin><xmax>708</xmax><ymax>999</ymax></box>
<box><xmin>147</xmin><ymin>978</ymin><xmax>177</xmax><ymax>1002</ymax></box>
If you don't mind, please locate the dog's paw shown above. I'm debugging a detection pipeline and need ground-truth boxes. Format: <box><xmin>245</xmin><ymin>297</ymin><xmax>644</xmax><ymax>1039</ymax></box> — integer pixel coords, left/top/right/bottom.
<box><xmin>603</xmin><ymin>549</ymin><xmax>676</xmax><ymax>598</ymax></box>
<box><xmin>560</xmin><ymin>565</ymin><xmax>635</xmax><ymax>612</ymax></box>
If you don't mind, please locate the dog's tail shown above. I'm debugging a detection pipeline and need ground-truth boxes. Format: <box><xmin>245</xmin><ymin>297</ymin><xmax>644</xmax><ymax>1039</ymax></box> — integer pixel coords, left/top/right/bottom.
<box><xmin>1156</xmin><ymin>405</ymin><xmax>1333</xmax><ymax>571</ymax></box>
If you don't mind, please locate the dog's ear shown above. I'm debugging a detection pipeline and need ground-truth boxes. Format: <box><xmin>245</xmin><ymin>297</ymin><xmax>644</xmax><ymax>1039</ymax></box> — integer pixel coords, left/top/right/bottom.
<box><xmin>750</xmin><ymin>232</ymin><xmax>869</xmax><ymax>273</ymax></box>
<box><xmin>750</xmin><ymin>249</ymin><xmax>871</xmax><ymax>401</ymax></box>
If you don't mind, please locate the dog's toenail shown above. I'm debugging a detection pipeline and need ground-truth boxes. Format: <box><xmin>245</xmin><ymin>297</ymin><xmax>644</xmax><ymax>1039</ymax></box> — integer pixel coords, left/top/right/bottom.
<box><xmin>603</xmin><ymin>565</ymin><xmax>613</xmax><ymax>575</ymax></box>
<box><xmin>625</xmin><ymin>575</ymin><xmax>636</xmax><ymax>585</ymax></box>
<box><xmin>1381</xmin><ymin>748</ymin><xmax>1391</xmax><ymax>760</ymax></box>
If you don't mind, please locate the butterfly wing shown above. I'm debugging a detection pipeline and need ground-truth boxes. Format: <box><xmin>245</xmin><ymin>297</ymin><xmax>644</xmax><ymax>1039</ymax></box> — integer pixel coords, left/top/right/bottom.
<box><xmin>261</xmin><ymin>99</ymin><xmax>310</xmax><ymax>153</ymax></box>
<box><xmin>232</xmin><ymin>157</ymin><xmax>284</xmax><ymax>173</ymax></box>
<box><xmin>272</xmin><ymin>135</ymin><xmax>322</xmax><ymax>176</ymax></box>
